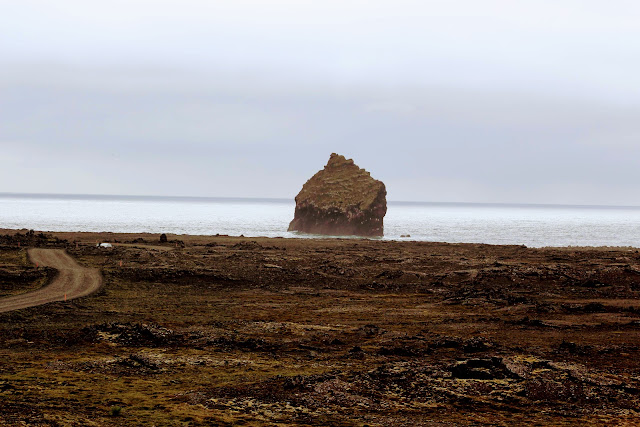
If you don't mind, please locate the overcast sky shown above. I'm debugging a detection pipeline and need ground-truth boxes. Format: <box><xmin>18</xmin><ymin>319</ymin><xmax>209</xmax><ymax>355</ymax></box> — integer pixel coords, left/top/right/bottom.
<box><xmin>2</xmin><ymin>1</ymin><xmax>640</xmax><ymax>205</ymax></box>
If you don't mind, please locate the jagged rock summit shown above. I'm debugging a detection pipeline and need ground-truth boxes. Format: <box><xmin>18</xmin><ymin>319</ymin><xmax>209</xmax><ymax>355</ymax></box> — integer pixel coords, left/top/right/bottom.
<box><xmin>288</xmin><ymin>153</ymin><xmax>387</xmax><ymax>237</ymax></box>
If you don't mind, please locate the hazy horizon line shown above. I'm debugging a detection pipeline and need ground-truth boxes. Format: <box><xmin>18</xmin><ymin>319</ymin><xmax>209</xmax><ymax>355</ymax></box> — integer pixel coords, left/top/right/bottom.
<box><xmin>2</xmin><ymin>191</ymin><xmax>640</xmax><ymax>210</ymax></box>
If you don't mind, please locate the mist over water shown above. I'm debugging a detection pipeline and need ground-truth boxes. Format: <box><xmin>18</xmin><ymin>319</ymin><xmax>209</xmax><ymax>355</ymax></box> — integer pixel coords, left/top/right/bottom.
<box><xmin>1</xmin><ymin>194</ymin><xmax>640</xmax><ymax>248</ymax></box>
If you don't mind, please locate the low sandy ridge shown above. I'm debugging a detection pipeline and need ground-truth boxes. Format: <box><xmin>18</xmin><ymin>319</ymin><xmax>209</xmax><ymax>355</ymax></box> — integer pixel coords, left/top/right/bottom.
<box><xmin>0</xmin><ymin>248</ymin><xmax>102</xmax><ymax>313</ymax></box>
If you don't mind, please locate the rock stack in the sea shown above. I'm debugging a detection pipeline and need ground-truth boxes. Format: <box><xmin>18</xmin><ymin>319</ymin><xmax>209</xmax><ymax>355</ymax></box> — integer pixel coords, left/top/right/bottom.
<box><xmin>288</xmin><ymin>153</ymin><xmax>387</xmax><ymax>237</ymax></box>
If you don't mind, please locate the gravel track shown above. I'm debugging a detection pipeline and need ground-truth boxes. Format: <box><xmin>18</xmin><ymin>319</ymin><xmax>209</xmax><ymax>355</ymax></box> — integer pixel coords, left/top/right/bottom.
<box><xmin>0</xmin><ymin>248</ymin><xmax>102</xmax><ymax>313</ymax></box>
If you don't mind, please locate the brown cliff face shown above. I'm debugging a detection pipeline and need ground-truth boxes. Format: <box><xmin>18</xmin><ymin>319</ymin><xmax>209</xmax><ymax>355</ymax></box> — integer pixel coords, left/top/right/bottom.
<box><xmin>288</xmin><ymin>153</ymin><xmax>387</xmax><ymax>237</ymax></box>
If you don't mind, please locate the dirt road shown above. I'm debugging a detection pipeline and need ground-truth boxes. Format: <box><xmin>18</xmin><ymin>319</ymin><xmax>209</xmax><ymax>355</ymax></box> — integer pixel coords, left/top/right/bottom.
<box><xmin>0</xmin><ymin>248</ymin><xmax>102</xmax><ymax>313</ymax></box>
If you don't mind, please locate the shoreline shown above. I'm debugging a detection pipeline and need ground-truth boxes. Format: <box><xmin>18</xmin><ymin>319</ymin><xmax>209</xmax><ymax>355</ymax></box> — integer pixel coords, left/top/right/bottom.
<box><xmin>1</xmin><ymin>227</ymin><xmax>638</xmax><ymax>251</ymax></box>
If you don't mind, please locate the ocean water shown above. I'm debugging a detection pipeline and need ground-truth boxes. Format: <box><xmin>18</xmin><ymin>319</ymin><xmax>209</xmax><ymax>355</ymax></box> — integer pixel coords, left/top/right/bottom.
<box><xmin>1</xmin><ymin>193</ymin><xmax>640</xmax><ymax>248</ymax></box>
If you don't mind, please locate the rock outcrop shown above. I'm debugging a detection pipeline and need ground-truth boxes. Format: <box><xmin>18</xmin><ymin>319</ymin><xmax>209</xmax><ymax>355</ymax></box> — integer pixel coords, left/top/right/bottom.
<box><xmin>288</xmin><ymin>153</ymin><xmax>387</xmax><ymax>237</ymax></box>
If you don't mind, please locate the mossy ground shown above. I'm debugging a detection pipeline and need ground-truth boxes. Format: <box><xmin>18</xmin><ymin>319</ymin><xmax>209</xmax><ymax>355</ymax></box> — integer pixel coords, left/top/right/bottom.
<box><xmin>1</xmin><ymin>232</ymin><xmax>640</xmax><ymax>425</ymax></box>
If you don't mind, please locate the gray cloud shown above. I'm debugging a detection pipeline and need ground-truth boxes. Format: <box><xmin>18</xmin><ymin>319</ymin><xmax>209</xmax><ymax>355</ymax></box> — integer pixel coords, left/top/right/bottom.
<box><xmin>2</xmin><ymin>1</ymin><xmax>640</xmax><ymax>205</ymax></box>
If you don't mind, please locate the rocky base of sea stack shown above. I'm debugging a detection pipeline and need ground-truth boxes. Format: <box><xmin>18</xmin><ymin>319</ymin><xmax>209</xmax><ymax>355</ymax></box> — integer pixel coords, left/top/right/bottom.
<box><xmin>288</xmin><ymin>190</ymin><xmax>386</xmax><ymax>237</ymax></box>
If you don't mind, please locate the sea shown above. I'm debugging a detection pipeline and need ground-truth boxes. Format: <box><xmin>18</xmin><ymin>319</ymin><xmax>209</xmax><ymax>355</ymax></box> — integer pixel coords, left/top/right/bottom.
<box><xmin>1</xmin><ymin>193</ymin><xmax>640</xmax><ymax>248</ymax></box>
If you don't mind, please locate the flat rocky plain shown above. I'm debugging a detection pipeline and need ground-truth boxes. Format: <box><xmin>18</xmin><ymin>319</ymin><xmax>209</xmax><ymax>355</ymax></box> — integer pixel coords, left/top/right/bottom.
<box><xmin>1</xmin><ymin>229</ymin><xmax>640</xmax><ymax>426</ymax></box>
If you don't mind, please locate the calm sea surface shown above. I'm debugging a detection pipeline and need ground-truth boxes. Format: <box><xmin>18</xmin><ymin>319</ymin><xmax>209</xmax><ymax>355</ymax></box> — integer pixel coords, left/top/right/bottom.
<box><xmin>2</xmin><ymin>193</ymin><xmax>640</xmax><ymax>248</ymax></box>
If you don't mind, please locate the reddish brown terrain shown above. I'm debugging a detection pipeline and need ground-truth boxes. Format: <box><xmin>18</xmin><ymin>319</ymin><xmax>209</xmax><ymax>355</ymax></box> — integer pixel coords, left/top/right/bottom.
<box><xmin>1</xmin><ymin>229</ymin><xmax>640</xmax><ymax>425</ymax></box>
